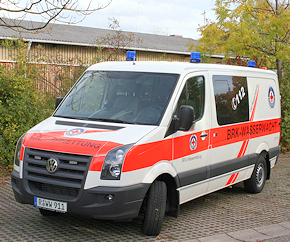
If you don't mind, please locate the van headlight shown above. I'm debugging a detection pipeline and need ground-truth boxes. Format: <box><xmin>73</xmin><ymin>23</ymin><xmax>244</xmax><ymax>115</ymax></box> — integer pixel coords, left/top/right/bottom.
<box><xmin>101</xmin><ymin>144</ymin><xmax>133</xmax><ymax>180</ymax></box>
<box><xmin>14</xmin><ymin>133</ymin><xmax>26</xmax><ymax>168</ymax></box>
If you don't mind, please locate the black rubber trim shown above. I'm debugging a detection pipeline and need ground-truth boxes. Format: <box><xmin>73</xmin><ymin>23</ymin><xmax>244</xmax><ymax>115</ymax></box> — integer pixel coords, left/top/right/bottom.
<box><xmin>11</xmin><ymin>171</ymin><xmax>150</xmax><ymax>221</ymax></box>
<box><xmin>178</xmin><ymin>166</ymin><xmax>208</xmax><ymax>187</ymax></box>
<box><xmin>178</xmin><ymin>154</ymin><xmax>258</xmax><ymax>188</ymax></box>
<box><xmin>269</xmin><ymin>146</ymin><xmax>280</xmax><ymax>160</ymax></box>
<box><xmin>55</xmin><ymin>120</ymin><xmax>124</xmax><ymax>130</ymax></box>
<box><xmin>210</xmin><ymin>155</ymin><xmax>249</xmax><ymax>178</ymax></box>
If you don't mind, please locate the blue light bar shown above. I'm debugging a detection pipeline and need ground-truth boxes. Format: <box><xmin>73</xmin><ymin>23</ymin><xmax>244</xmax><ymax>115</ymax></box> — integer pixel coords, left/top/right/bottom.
<box><xmin>247</xmin><ymin>60</ymin><xmax>255</xmax><ymax>68</ymax></box>
<box><xmin>126</xmin><ymin>51</ymin><xmax>136</xmax><ymax>61</ymax></box>
<box><xmin>190</xmin><ymin>52</ymin><xmax>201</xmax><ymax>63</ymax></box>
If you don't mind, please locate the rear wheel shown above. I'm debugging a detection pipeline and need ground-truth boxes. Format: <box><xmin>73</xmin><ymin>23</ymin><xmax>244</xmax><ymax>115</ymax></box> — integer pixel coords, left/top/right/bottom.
<box><xmin>141</xmin><ymin>180</ymin><xmax>167</xmax><ymax>236</ymax></box>
<box><xmin>244</xmin><ymin>156</ymin><xmax>267</xmax><ymax>193</ymax></box>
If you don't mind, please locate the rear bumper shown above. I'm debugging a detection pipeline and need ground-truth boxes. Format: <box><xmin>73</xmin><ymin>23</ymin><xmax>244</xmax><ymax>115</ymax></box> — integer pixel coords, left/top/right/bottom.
<box><xmin>11</xmin><ymin>170</ymin><xmax>150</xmax><ymax>220</ymax></box>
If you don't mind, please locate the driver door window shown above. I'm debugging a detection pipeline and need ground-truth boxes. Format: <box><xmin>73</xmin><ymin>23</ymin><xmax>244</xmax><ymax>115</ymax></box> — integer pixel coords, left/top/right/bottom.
<box><xmin>177</xmin><ymin>76</ymin><xmax>205</xmax><ymax>120</ymax></box>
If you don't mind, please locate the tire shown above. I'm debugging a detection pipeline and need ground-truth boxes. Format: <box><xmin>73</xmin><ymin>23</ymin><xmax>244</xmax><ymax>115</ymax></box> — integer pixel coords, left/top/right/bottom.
<box><xmin>244</xmin><ymin>156</ymin><xmax>267</xmax><ymax>193</ymax></box>
<box><xmin>39</xmin><ymin>208</ymin><xmax>60</xmax><ymax>216</ymax></box>
<box><xmin>141</xmin><ymin>180</ymin><xmax>167</xmax><ymax>236</ymax></box>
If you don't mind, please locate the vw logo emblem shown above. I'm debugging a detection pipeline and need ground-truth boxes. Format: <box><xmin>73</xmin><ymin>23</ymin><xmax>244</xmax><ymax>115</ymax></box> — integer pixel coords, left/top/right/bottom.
<box><xmin>46</xmin><ymin>158</ymin><xmax>59</xmax><ymax>173</ymax></box>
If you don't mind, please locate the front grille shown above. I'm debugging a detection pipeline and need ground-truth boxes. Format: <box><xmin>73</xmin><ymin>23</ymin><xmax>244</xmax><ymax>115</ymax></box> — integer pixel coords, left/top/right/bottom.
<box><xmin>24</xmin><ymin>148</ymin><xmax>92</xmax><ymax>200</ymax></box>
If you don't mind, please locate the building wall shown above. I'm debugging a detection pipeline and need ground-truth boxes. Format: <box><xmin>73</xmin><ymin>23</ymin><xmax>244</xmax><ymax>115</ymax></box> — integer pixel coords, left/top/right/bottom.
<box><xmin>0</xmin><ymin>40</ymin><xmax>196</xmax><ymax>65</ymax></box>
<box><xmin>0</xmin><ymin>40</ymin><xmax>223</xmax><ymax>95</ymax></box>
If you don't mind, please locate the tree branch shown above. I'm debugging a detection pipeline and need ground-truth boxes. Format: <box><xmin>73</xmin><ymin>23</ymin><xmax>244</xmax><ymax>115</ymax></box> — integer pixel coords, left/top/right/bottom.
<box><xmin>0</xmin><ymin>0</ymin><xmax>112</xmax><ymax>32</ymax></box>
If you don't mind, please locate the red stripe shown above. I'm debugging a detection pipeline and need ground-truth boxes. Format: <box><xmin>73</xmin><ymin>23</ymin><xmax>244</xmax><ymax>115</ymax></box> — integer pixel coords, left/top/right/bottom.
<box><xmin>226</xmin><ymin>174</ymin><xmax>236</xmax><ymax>186</ymax></box>
<box><xmin>123</xmin><ymin>139</ymin><xmax>172</xmax><ymax>172</ymax></box>
<box><xmin>20</xmin><ymin>145</ymin><xmax>25</xmax><ymax>161</ymax></box>
<box><xmin>23</xmin><ymin>132</ymin><xmax>122</xmax><ymax>156</ymax></box>
<box><xmin>89</xmin><ymin>156</ymin><xmax>105</xmax><ymax>171</ymax></box>
<box><xmin>237</xmin><ymin>84</ymin><xmax>260</xmax><ymax>158</ymax></box>
<box><xmin>22</xmin><ymin>116</ymin><xmax>280</xmax><ymax>173</ymax></box>
<box><xmin>226</xmin><ymin>172</ymin><xmax>239</xmax><ymax>186</ymax></box>
<box><xmin>232</xmin><ymin>172</ymin><xmax>239</xmax><ymax>183</ymax></box>
<box><xmin>250</xmin><ymin>83</ymin><xmax>260</xmax><ymax>122</ymax></box>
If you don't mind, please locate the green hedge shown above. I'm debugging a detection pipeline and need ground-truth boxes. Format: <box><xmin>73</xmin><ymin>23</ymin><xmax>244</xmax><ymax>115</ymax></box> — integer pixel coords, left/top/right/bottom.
<box><xmin>280</xmin><ymin>63</ymin><xmax>290</xmax><ymax>152</ymax></box>
<box><xmin>0</xmin><ymin>40</ymin><xmax>55</xmax><ymax>166</ymax></box>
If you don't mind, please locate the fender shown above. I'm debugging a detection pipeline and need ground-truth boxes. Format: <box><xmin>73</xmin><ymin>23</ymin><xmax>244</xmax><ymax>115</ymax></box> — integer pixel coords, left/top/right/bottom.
<box><xmin>255</xmin><ymin>142</ymin><xmax>269</xmax><ymax>155</ymax></box>
<box><xmin>142</xmin><ymin>161</ymin><xmax>177</xmax><ymax>184</ymax></box>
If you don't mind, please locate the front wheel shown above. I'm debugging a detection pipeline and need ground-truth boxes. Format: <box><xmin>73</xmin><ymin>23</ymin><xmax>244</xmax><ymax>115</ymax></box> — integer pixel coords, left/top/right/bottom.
<box><xmin>141</xmin><ymin>180</ymin><xmax>167</xmax><ymax>236</ymax></box>
<box><xmin>244</xmin><ymin>156</ymin><xmax>267</xmax><ymax>193</ymax></box>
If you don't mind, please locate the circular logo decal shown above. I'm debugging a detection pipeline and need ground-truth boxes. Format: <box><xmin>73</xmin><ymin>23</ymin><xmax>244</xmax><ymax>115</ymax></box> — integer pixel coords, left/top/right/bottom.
<box><xmin>190</xmin><ymin>135</ymin><xmax>197</xmax><ymax>150</ymax></box>
<box><xmin>46</xmin><ymin>157</ymin><xmax>59</xmax><ymax>173</ymax></box>
<box><xmin>65</xmin><ymin>128</ymin><xmax>85</xmax><ymax>136</ymax></box>
<box><xmin>268</xmin><ymin>87</ymin><xmax>275</xmax><ymax>108</ymax></box>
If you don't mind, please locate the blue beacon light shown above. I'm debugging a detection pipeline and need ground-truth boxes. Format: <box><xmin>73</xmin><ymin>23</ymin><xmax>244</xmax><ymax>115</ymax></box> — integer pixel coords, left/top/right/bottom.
<box><xmin>190</xmin><ymin>52</ymin><xmax>201</xmax><ymax>63</ymax></box>
<box><xmin>247</xmin><ymin>60</ymin><xmax>256</xmax><ymax>68</ymax></box>
<box><xmin>126</xmin><ymin>51</ymin><xmax>136</xmax><ymax>61</ymax></box>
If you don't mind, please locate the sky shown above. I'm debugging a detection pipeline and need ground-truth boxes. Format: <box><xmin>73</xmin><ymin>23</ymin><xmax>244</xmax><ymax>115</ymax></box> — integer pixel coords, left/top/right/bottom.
<box><xmin>71</xmin><ymin>0</ymin><xmax>217</xmax><ymax>40</ymax></box>
<box><xmin>0</xmin><ymin>0</ymin><xmax>217</xmax><ymax>40</ymax></box>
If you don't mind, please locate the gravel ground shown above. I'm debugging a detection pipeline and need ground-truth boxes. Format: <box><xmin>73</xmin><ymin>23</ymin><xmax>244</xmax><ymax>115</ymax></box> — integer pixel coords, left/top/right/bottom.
<box><xmin>0</xmin><ymin>152</ymin><xmax>289</xmax><ymax>241</ymax></box>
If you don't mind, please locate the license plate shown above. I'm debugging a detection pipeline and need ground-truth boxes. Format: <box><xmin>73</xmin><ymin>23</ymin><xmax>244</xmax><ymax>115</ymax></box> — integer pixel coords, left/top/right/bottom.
<box><xmin>34</xmin><ymin>197</ymin><xmax>67</xmax><ymax>213</ymax></box>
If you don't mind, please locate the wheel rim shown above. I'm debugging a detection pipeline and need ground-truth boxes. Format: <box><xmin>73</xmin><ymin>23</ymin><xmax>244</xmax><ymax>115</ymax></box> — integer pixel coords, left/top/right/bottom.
<box><xmin>256</xmin><ymin>163</ymin><xmax>265</xmax><ymax>187</ymax></box>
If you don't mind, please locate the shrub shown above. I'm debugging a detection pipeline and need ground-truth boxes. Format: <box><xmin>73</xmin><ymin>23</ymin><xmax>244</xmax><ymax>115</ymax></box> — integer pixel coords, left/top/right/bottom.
<box><xmin>0</xmin><ymin>40</ymin><xmax>55</xmax><ymax>166</ymax></box>
<box><xmin>280</xmin><ymin>63</ymin><xmax>290</xmax><ymax>152</ymax></box>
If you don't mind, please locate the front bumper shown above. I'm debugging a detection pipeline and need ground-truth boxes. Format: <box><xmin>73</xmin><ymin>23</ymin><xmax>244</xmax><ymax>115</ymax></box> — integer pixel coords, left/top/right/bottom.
<box><xmin>11</xmin><ymin>170</ymin><xmax>150</xmax><ymax>221</ymax></box>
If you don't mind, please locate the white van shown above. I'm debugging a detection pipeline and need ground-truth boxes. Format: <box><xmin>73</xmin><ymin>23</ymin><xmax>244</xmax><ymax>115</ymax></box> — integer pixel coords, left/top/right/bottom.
<box><xmin>11</xmin><ymin>57</ymin><xmax>281</xmax><ymax>235</ymax></box>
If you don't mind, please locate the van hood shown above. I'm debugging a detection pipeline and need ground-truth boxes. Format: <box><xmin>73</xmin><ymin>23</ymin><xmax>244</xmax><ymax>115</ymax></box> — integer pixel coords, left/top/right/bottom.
<box><xmin>23</xmin><ymin>117</ymin><xmax>157</xmax><ymax>156</ymax></box>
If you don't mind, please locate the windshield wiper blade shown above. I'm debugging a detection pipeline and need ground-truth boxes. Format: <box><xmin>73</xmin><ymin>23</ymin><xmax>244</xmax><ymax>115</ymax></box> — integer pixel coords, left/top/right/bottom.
<box><xmin>87</xmin><ymin>118</ymin><xmax>136</xmax><ymax>124</ymax></box>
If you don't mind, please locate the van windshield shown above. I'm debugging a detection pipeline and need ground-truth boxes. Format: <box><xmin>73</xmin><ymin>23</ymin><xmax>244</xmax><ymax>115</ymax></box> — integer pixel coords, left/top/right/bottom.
<box><xmin>54</xmin><ymin>71</ymin><xmax>179</xmax><ymax>125</ymax></box>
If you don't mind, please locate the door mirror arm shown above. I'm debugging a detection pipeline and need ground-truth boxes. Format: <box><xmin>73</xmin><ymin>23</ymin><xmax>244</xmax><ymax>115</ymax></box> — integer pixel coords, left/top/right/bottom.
<box><xmin>55</xmin><ymin>97</ymin><xmax>63</xmax><ymax>109</ymax></box>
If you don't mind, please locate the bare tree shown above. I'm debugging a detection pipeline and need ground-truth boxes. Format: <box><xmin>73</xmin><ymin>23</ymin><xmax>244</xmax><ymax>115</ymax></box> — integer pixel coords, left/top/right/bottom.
<box><xmin>96</xmin><ymin>17</ymin><xmax>142</xmax><ymax>61</ymax></box>
<box><xmin>0</xmin><ymin>0</ymin><xmax>112</xmax><ymax>32</ymax></box>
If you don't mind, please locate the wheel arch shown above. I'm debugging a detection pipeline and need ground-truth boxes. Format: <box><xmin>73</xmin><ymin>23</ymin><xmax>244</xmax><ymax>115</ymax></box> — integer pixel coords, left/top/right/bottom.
<box><xmin>259</xmin><ymin>150</ymin><xmax>271</xmax><ymax>180</ymax></box>
<box><xmin>255</xmin><ymin>143</ymin><xmax>270</xmax><ymax>180</ymax></box>
<box><xmin>156</xmin><ymin>173</ymin><xmax>180</xmax><ymax>218</ymax></box>
<box><xmin>141</xmin><ymin>162</ymin><xmax>180</xmax><ymax>218</ymax></box>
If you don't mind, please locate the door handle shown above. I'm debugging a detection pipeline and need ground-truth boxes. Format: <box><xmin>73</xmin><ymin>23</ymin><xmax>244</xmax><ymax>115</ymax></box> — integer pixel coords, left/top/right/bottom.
<box><xmin>200</xmin><ymin>133</ymin><xmax>208</xmax><ymax>138</ymax></box>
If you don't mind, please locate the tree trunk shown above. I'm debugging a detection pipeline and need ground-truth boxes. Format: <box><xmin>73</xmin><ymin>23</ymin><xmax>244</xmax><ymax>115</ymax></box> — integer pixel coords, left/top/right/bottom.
<box><xmin>276</xmin><ymin>58</ymin><xmax>282</xmax><ymax>81</ymax></box>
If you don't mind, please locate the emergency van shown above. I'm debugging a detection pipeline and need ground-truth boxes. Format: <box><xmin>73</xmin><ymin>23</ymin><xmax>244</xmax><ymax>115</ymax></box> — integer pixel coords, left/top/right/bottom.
<box><xmin>11</xmin><ymin>53</ymin><xmax>281</xmax><ymax>235</ymax></box>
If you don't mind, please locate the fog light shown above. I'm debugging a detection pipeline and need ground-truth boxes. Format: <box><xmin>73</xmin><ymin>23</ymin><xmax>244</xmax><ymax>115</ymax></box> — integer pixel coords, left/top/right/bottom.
<box><xmin>107</xmin><ymin>194</ymin><xmax>114</xmax><ymax>201</ymax></box>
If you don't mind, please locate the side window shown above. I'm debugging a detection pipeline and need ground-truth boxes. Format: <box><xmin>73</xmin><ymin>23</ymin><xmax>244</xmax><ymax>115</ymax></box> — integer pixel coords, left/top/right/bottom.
<box><xmin>213</xmin><ymin>75</ymin><xmax>249</xmax><ymax>125</ymax></box>
<box><xmin>177</xmin><ymin>76</ymin><xmax>205</xmax><ymax>120</ymax></box>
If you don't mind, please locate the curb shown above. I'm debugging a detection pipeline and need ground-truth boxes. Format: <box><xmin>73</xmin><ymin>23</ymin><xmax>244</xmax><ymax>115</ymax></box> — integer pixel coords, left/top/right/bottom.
<box><xmin>193</xmin><ymin>222</ymin><xmax>290</xmax><ymax>242</ymax></box>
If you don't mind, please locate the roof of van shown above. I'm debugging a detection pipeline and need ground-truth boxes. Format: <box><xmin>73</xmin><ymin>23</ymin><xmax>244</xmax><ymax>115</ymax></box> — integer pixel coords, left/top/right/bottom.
<box><xmin>87</xmin><ymin>61</ymin><xmax>277</xmax><ymax>77</ymax></box>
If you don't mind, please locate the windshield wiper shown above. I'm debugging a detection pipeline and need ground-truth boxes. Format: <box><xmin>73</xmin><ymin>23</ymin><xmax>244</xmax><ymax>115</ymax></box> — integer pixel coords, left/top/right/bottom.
<box><xmin>86</xmin><ymin>118</ymin><xmax>136</xmax><ymax>124</ymax></box>
<box><xmin>54</xmin><ymin>115</ymin><xmax>84</xmax><ymax>120</ymax></box>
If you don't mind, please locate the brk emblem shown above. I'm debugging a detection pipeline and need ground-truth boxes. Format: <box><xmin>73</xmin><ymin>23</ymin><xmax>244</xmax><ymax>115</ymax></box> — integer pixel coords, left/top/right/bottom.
<box><xmin>190</xmin><ymin>135</ymin><xmax>197</xmax><ymax>150</ymax></box>
<box><xmin>65</xmin><ymin>128</ymin><xmax>85</xmax><ymax>136</ymax></box>
<box><xmin>268</xmin><ymin>87</ymin><xmax>275</xmax><ymax>108</ymax></box>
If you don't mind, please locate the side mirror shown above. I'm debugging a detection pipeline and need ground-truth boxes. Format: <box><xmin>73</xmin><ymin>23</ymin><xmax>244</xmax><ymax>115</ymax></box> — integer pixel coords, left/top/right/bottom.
<box><xmin>179</xmin><ymin>105</ymin><xmax>194</xmax><ymax>131</ymax></box>
<box><xmin>55</xmin><ymin>97</ymin><xmax>63</xmax><ymax>109</ymax></box>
